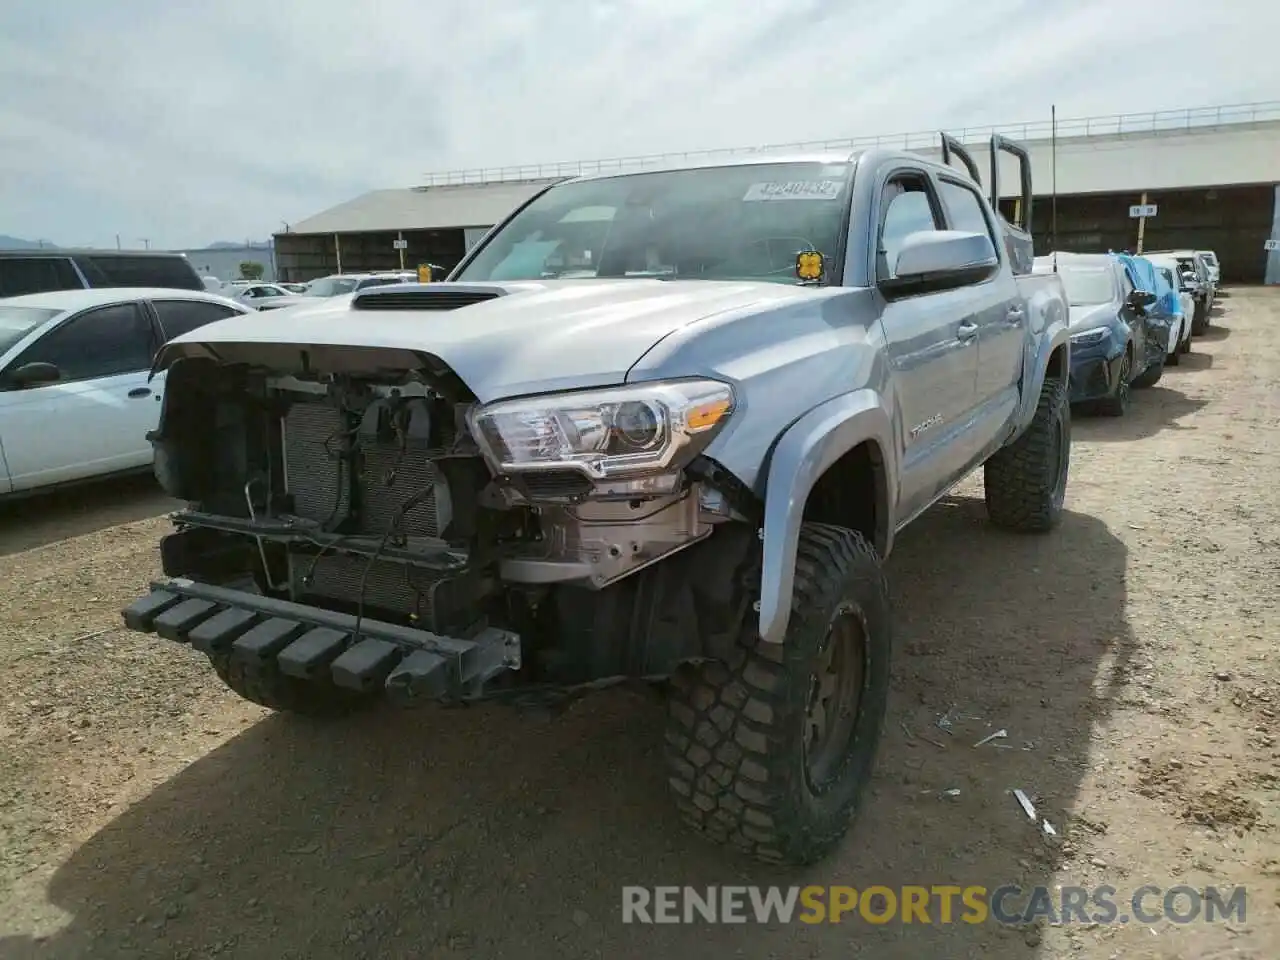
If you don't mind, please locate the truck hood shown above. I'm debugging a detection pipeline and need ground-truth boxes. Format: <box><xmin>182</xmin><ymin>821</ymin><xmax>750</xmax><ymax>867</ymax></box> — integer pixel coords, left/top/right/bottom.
<box><xmin>154</xmin><ymin>279</ymin><xmax>825</xmax><ymax>401</ymax></box>
<box><xmin>1068</xmin><ymin>303</ymin><xmax>1117</xmax><ymax>332</ymax></box>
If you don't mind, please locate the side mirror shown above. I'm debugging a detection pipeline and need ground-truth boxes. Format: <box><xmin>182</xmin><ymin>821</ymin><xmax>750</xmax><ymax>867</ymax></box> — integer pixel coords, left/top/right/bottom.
<box><xmin>883</xmin><ymin>230</ymin><xmax>998</xmax><ymax>297</ymax></box>
<box><xmin>5</xmin><ymin>361</ymin><xmax>63</xmax><ymax>388</ymax></box>
<box><xmin>1126</xmin><ymin>290</ymin><xmax>1157</xmax><ymax>310</ymax></box>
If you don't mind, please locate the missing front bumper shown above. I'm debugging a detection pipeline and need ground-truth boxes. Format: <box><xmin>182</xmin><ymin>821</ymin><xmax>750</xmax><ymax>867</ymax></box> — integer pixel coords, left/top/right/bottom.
<box><xmin>121</xmin><ymin>578</ymin><xmax>521</xmax><ymax>705</ymax></box>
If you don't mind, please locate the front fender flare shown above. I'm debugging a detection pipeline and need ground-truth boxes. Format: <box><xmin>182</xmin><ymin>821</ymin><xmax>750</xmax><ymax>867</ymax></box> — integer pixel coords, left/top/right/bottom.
<box><xmin>758</xmin><ymin>389</ymin><xmax>896</xmax><ymax>645</ymax></box>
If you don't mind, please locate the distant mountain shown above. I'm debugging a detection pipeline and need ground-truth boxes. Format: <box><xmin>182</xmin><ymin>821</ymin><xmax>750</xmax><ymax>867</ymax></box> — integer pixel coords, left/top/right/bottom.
<box><xmin>0</xmin><ymin>235</ymin><xmax>56</xmax><ymax>250</ymax></box>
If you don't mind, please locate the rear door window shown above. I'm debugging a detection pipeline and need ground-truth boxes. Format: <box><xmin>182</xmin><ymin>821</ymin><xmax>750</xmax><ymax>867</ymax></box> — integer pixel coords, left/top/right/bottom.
<box><xmin>0</xmin><ymin>257</ymin><xmax>83</xmax><ymax>297</ymax></box>
<box><xmin>937</xmin><ymin>179</ymin><xmax>996</xmax><ymax>246</ymax></box>
<box><xmin>151</xmin><ymin>299</ymin><xmax>243</xmax><ymax>340</ymax></box>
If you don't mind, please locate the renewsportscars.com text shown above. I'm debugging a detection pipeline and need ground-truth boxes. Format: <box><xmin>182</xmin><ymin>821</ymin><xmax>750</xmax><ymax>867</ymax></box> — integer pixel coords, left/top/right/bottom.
<box><xmin>621</xmin><ymin>885</ymin><xmax>1247</xmax><ymax>925</ymax></box>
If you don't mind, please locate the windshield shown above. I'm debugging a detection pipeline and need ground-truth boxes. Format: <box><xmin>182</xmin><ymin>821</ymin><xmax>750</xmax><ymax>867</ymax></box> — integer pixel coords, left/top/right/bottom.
<box><xmin>1156</xmin><ymin>266</ymin><xmax>1177</xmax><ymax>289</ymax></box>
<box><xmin>455</xmin><ymin>161</ymin><xmax>853</xmax><ymax>284</ymax></box>
<box><xmin>1058</xmin><ymin>266</ymin><xmax>1116</xmax><ymax>306</ymax></box>
<box><xmin>0</xmin><ymin>305</ymin><xmax>61</xmax><ymax>356</ymax></box>
<box><xmin>305</xmin><ymin>277</ymin><xmax>359</xmax><ymax>297</ymax></box>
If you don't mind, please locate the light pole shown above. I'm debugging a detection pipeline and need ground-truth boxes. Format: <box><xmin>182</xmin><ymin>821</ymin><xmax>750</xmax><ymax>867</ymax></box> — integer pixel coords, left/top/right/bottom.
<box><xmin>137</xmin><ymin>238</ymin><xmax>151</xmax><ymax>250</ymax></box>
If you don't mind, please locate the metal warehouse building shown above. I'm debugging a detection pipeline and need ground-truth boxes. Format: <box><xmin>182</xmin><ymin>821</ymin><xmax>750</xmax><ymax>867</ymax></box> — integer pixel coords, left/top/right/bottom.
<box><xmin>274</xmin><ymin>101</ymin><xmax>1280</xmax><ymax>284</ymax></box>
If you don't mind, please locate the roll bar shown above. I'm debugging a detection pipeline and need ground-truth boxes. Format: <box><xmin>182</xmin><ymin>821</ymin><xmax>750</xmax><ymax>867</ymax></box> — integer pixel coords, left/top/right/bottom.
<box><xmin>938</xmin><ymin>133</ymin><xmax>982</xmax><ymax>185</ymax></box>
<box><xmin>989</xmin><ymin>134</ymin><xmax>1033</xmax><ymax>233</ymax></box>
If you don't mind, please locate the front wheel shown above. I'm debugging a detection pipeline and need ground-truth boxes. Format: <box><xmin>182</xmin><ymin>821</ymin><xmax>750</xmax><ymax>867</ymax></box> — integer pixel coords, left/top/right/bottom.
<box><xmin>664</xmin><ymin>523</ymin><xmax>892</xmax><ymax>865</ymax></box>
<box><xmin>983</xmin><ymin>375</ymin><xmax>1070</xmax><ymax>531</ymax></box>
<box><xmin>1095</xmin><ymin>349</ymin><xmax>1132</xmax><ymax>418</ymax></box>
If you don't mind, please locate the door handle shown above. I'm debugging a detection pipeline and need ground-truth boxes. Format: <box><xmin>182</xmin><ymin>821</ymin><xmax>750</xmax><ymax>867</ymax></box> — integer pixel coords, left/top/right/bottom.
<box><xmin>957</xmin><ymin>321</ymin><xmax>979</xmax><ymax>341</ymax></box>
<box><xmin>1006</xmin><ymin>306</ymin><xmax>1025</xmax><ymax>321</ymax></box>
<box><xmin>128</xmin><ymin>387</ymin><xmax>152</xmax><ymax>399</ymax></box>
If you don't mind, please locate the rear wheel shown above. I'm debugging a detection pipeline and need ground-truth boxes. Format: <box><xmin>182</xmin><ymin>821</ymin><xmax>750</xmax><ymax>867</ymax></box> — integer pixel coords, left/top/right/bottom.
<box><xmin>983</xmin><ymin>375</ymin><xmax>1070</xmax><ymax>531</ymax></box>
<box><xmin>664</xmin><ymin>523</ymin><xmax>891</xmax><ymax>865</ymax></box>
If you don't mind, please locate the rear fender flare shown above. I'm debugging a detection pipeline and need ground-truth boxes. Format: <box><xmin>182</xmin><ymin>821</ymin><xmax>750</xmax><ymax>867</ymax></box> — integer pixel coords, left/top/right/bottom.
<box><xmin>757</xmin><ymin>389</ymin><xmax>896</xmax><ymax>645</ymax></box>
<box><xmin>1014</xmin><ymin>328</ymin><xmax>1071</xmax><ymax>434</ymax></box>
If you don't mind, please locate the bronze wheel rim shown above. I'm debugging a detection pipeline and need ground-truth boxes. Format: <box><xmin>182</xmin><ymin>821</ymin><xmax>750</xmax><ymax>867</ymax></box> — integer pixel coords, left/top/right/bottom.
<box><xmin>803</xmin><ymin>605</ymin><xmax>867</xmax><ymax>792</ymax></box>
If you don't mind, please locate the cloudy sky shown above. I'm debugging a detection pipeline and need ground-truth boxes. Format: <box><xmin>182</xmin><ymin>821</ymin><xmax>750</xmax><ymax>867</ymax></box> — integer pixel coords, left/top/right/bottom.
<box><xmin>1</xmin><ymin>0</ymin><xmax>1275</xmax><ymax>249</ymax></box>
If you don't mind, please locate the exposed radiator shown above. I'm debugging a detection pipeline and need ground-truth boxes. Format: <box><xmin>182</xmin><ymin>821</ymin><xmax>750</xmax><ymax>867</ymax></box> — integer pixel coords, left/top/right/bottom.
<box><xmin>294</xmin><ymin>551</ymin><xmax>438</xmax><ymax>619</ymax></box>
<box><xmin>283</xmin><ymin>400</ymin><xmax>448</xmax><ymax>537</ymax></box>
<box><xmin>282</xmin><ymin>398</ymin><xmax>453</xmax><ymax>618</ymax></box>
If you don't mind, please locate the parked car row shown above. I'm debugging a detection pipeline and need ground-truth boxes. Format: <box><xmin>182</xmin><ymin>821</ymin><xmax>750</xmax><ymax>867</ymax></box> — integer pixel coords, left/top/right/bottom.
<box><xmin>0</xmin><ymin>248</ymin><xmax>452</xmax><ymax>305</ymax></box>
<box><xmin>295</xmin><ymin>271</ymin><xmax>420</xmax><ymax>297</ymax></box>
<box><xmin>1032</xmin><ymin>247</ymin><xmax>1220</xmax><ymax>417</ymax></box>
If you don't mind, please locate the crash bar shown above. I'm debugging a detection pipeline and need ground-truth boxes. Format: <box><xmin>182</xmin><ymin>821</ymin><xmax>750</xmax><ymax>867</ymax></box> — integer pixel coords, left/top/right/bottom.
<box><xmin>417</xmin><ymin>99</ymin><xmax>1280</xmax><ymax>187</ymax></box>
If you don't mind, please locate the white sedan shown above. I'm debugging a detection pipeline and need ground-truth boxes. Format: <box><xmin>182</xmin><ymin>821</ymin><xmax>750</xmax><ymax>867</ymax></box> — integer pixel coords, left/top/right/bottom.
<box><xmin>0</xmin><ymin>288</ymin><xmax>251</xmax><ymax>498</ymax></box>
<box><xmin>225</xmin><ymin>282</ymin><xmax>308</xmax><ymax>311</ymax></box>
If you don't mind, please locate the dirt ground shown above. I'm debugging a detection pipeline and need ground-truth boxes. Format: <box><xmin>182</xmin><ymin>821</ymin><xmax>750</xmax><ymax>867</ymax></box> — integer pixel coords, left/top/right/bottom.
<box><xmin>1</xmin><ymin>290</ymin><xmax>1277</xmax><ymax>959</ymax></box>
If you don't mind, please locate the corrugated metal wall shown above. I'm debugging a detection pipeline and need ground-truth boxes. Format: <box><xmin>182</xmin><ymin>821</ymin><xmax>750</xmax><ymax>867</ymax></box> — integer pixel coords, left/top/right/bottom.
<box><xmin>274</xmin><ymin>229</ymin><xmax>467</xmax><ymax>282</ymax></box>
<box><xmin>1018</xmin><ymin>184</ymin><xmax>1276</xmax><ymax>283</ymax></box>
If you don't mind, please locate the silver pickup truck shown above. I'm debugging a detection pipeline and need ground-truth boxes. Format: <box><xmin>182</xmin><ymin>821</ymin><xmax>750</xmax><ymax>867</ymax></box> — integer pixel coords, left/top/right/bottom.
<box><xmin>121</xmin><ymin>133</ymin><xmax>1069</xmax><ymax>865</ymax></box>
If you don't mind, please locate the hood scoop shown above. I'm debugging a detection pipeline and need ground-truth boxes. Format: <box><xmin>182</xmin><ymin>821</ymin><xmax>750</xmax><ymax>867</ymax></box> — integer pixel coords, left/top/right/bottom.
<box><xmin>352</xmin><ymin>283</ymin><xmax>508</xmax><ymax>312</ymax></box>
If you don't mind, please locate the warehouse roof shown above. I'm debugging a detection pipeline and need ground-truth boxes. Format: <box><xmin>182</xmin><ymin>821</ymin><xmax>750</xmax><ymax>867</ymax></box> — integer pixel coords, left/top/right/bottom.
<box><xmin>287</xmin><ymin>179</ymin><xmax>560</xmax><ymax>235</ymax></box>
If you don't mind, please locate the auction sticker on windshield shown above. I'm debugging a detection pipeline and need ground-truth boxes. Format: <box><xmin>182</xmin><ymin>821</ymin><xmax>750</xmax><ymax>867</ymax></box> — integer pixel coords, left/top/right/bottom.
<box><xmin>743</xmin><ymin>180</ymin><xmax>842</xmax><ymax>202</ymax></box>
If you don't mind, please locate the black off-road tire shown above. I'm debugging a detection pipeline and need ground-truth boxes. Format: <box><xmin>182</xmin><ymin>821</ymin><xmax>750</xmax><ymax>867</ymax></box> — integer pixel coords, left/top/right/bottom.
<box><xmin>209</xmin><ymin>651</ymin><xmax>377</xmax><ymax>718</ymax></box>
<box><xmin>1132</xmin><ymin>353</ymin><xmax>1164</xmax><ymax>388</ymax></box>
<box><xmin>983</xmin><ymin>375</ymin><xmax>1070</xmax><ymax>532</ymax></box>
<box><xmin>664</xmin><ymin>523</ymin><xmax>892</xmax><ymax>866</ymax></box>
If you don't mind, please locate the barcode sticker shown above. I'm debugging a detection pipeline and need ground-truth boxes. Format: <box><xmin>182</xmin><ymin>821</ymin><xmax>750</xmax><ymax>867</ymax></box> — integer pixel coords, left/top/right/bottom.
<box><xmin>742</xmin><ymin>180</ymin><xmax>842</xmax><ymax>202</ymax></box>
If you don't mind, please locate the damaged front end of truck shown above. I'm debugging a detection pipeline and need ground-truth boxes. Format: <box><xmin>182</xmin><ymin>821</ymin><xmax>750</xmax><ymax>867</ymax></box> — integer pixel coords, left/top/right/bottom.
<box><xmin>122</xmin><ymin>295</ymin><xmax>762</xmax><ymax>711</ymax></box>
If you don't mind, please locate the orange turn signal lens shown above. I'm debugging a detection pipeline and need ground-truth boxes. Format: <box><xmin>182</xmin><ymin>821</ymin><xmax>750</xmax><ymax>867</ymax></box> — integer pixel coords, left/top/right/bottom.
<box><xmin>686</xmin><ymin>398</ymin><xmax>732</xmax><ymax>431</ymax></box>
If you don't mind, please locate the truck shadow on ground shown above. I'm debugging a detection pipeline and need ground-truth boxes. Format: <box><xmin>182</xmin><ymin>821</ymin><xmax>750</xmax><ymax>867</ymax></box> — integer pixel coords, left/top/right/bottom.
<box><xmin>3</xmin><ymin>501</ymin><xmax>1132</xmax><ymax>960</ymax></box>
<box><xmin>0</xmin><ymin>474</ymin><xmax>176</xmax><ymax>558</ymax></box>
<box><xmin>1199</xmin><ymin>323</ymin><xmax>1229</xmax><ymax>341</ymax></box>
<box><xmin>1074</xmin><ymin>386</ymin><xmax>1208</xmax><ymax>443</ymax></box>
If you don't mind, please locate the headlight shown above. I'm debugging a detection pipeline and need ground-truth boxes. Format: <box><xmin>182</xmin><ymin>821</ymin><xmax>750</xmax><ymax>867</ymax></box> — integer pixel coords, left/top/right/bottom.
<box><xmin>468</xmin><ymin>378</ymin><xmax>735</xmax><ymax>478</ymax></box>
<box><xmin>1070</xmin><ymin>327</ymin><xmax>1108</xmax><ymax>347</ymax></box>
